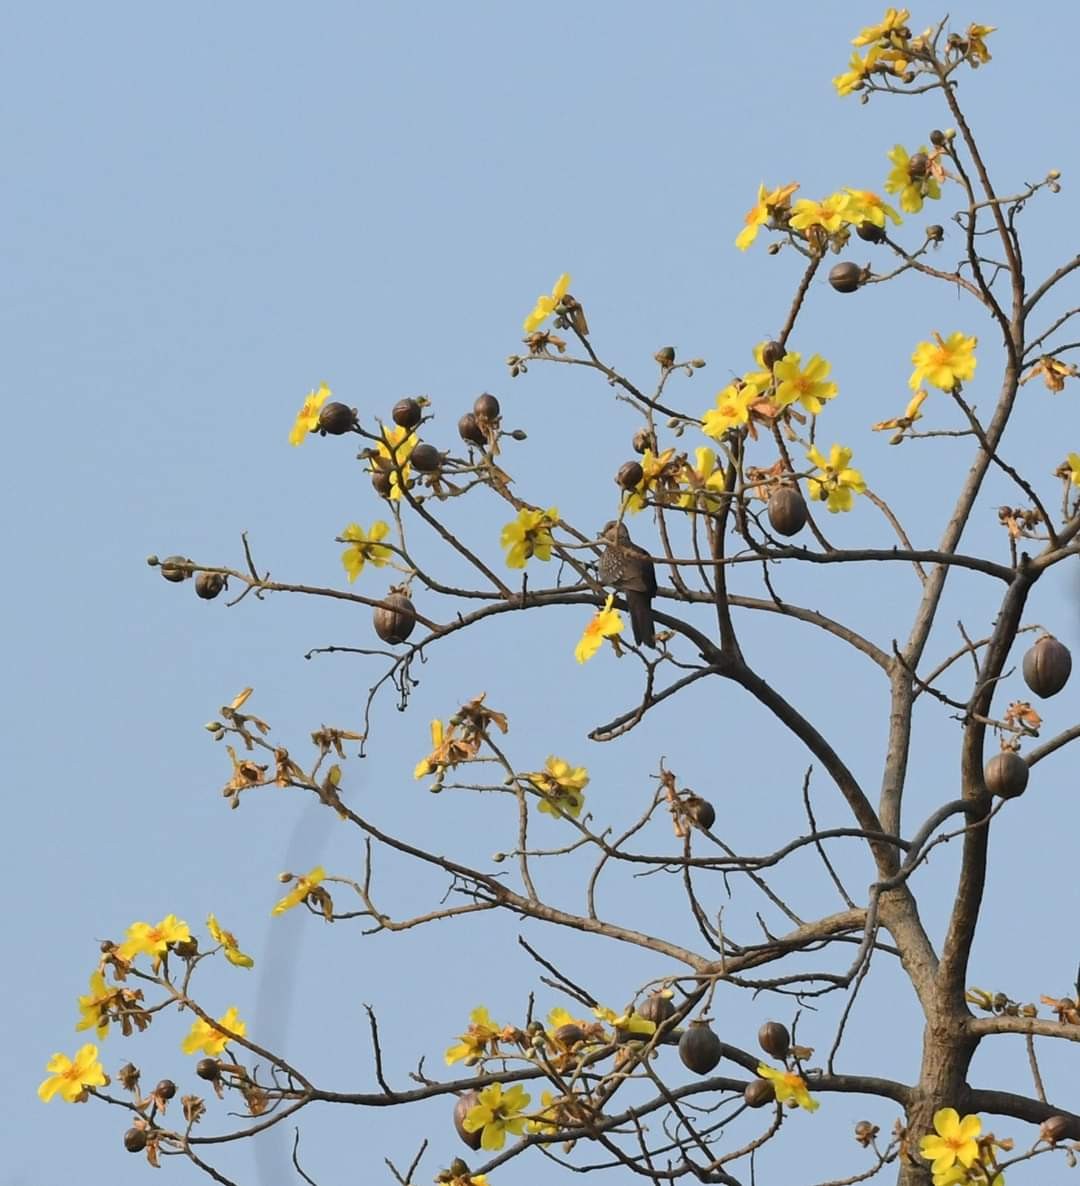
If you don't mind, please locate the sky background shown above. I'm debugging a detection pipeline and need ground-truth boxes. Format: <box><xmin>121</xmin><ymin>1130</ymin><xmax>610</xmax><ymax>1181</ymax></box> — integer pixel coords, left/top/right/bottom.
<box><xmin>5</xmin><ymin>3</ymin><xmax>1080</xmax><ymax>1184</ymax></box>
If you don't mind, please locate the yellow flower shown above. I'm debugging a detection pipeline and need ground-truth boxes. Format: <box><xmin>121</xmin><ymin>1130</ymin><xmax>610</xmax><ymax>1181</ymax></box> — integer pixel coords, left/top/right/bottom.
<box><xmin>845</xmin><ymin>188</ymin><xmax>902</xmax><ymax>228</ymax></box>
<box><xmin>524</xmin><ymin>273</ymin><xmax>571</xmax><ymax>333</ymax></box>
<box><xmin>966</xmin><ymin>24</ymin><xmax>995</xmax><ymax>65</ymax></box>
<box><xmin>807</xmin><ymin>444</ymin><xmax>867</xmax><ymax>513</ymax></box>
<box><xmin>756</xmin><ymin>1062</ymin><xmax>819</xmax><ymax>1112</ymax></box>
<box><xmin>116</xmin><ymin>914</ymin><xmax>191</xmax><ymax>969</ymax></box>
<box><xmin>445</xmin><ymin>1006</ymin><xmax>503</xmax><ymax>1065</ymax></box>
<box><xmin>574</xmin><ymin>594</ymin><xmax>624</xmax><ymax>664</ymax></box>
<box><xmin>463</xmin><ymin>1082</ymin><xmax>532</xmax><ymax>1151</ymax></box>
<box><xmin>702</xmin><ymin>382</ymin><xmax>759</xmax><ymax>439</ymax></box>
<box><xmin>885</xmin><ymin>144</ymin><xmax>941</xmax><ymax>213</ymax></box>
<box><xmin>909</xmin><ymin>332</ymin><xmax>977</xmax><ymax>391</ymax></box>
<box><xmin>773</xmin><ymin>353</ymin><xmax>838</xmax><ymax>415</ymax></box>
<box><xmin>207</xmin><ymin>914</ymin><xmax>254</xmax><ymax>968</ymax></box>
<box><xmin>528</xmin><ymin>756</ymin><xmax>589</xmax><ymax>819</ymax></box>
<box><xmin>289</xmin><ymin>383</ymin><xmax>331</xmax><ymax>447</ymax></box>
<box><xmin>340</xmin><ymin>521</ymin><xmax>392</xmax><ymax>582</ymax></box>
<box><xmin>38</xmin><ymin>1043</ymin><xmax>107</xmax><ymax>1103</ymax></box>
<box><xmin>369</xmin><ymin>425</ymin><xmax>417</xmax><ymax>500</ymax></box>
<box><xmin>181</xmin><ymin>1006</ymin><xmax>246</xmax><ymax>1057</ymax></box>
<box><xmin>790</xmin><ymin>193</ymin><xmax>852</xmax><ymax>235</ymax></box>
<box><xmin>272</xmin><ymin>866</ymin><xmax>326</xmax><ymax>916</ymax></box>
<box><xmin>76</xmin><ymin>971</ymin><xmax>115</xmax><ymax>1040</ymax></box>
<box><xmin>852</xmin><ymin>8</ymin><xmax>910</xmax><ymax>46</ymax></box>
<box><xmin>1066</xmin><ymin>453</ymin><xmax>1080</xmax><ymax>486</ymax></box>
<box><xmin>872</xmin><ymin>388</ymin><xmax>928</xmax><ymax>433</ymax></box>
<box><xmin>919</xmin><ymin>1108</ymin><xmax>982</xmax><ymax>1175</ymax></box>
<box><xmin>736</xmin><ymin>182</ymin><xmax>799</xmax><ymax>251</ymax></box>
<box><xmin>834</xmin><ymin>48</ymin><xmax>880</xmax><ymax>96</ymax></box>
<box><xmin>678</xmin><ymin>447</ymin><xmax>728</xmax><ymax>512</ymax></box>
<box><xmin>500</xmin><ymin>507</ymin><xmax>558</xmax><ymax>569</ymax></box>
<box><xmin>624</xmin><ymin>447</ymin><xmax>680</xmax><ymax>513</ymax></box>
<box><xmin>593</xmin><ymin>1004</ymin><xmax>656</xmax><ymax>1037</ymax></box>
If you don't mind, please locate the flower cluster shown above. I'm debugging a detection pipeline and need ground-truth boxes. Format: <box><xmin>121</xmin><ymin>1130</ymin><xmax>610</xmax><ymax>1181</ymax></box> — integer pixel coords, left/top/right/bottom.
<box><xmin>737</xmin><ymin>185</ymin><xmax>900</xmax><ymax>254</ymax></box>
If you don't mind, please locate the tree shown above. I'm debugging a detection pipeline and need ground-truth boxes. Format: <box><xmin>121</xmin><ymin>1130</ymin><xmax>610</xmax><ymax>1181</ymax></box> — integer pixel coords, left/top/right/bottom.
<box><xmin>37</xmin><ymin>11</ymin><xmax>1080</xmax><ymax>1186</ymax></box>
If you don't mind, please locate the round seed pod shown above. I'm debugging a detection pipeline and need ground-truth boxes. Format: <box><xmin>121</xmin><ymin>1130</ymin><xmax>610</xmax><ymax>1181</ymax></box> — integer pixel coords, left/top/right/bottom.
<box><xmin>410</xmin><ymin>443</ymin><xmax>441</xmax><ymax>473</ymax></box>
<box><xmin>458</xmin><ymin>413</ymin><xmax>486</xmax><ymax>448</ymax></box>
<box><xmin>371</xmin><ymin>469</ymin><xmax>393</xmax><ymax>498</ymax></box>
<box><xmin>124</xmin><ymin>1128</ymin><xmax>148</xmax><ymax>1153</ymax></box>
<box><xmin>453</xmin><ymin>1091</ymin><xmax>483</xmax><ymax>1150</ymax></box>
<box><xmin>984</xmin><ymin>751</ymin><xmax>1029</xmax><ymax>800</ymax></box>
<box><xmin>155</xmin><ymin>1079</ymin><xmax>176</xmax><ymax>1101</ymax></box>
<box><xmin>685</xmin><ymin>796</ymin><xmax>716</xmax><ymax>831</ymax></box>
<box><xmin>638</xmin><ymin>993</ymin><xmax>675</xmax><ymax>1026</ymax></box>
<box><xmin>631</xmin><ymin>428</ymin><xmax>657</xmax><ymax>455</ymax></box>
<box><xmin>758</xmin><ymin>1021</ymin><xmax>791</xmax><ymax>1059</ymax></box>
<box><xmin>318</xmin><ymin>401</ymin><xmax>357</xmax><ymax>435</ymax></box>
<box><xmin>744</xmin><ymin>1078</ymin><xmax>776</xmax><ymax>1108</ymax></box>
<box><xmin>160</xmin><ymin>555</ymin><xmax>192</xmax><ymax>583</ymax></box>
<box><xmin>373</xmin><ymin>592</ymin><xmax>417</xmax><ymax>645</ymax></box>
<box><xmin>553</xmin><ymin>1022</ymin><xmax>585</xmax><ymax>1049</ymax></box>
<box><xmin>173</xmin><ymin>937</ymin><xmax>198</xmax><ymax>960</ymax></box>
<box><xmin>829</xmin><ymin>262</ymin><xmax>862</xmax><ymax>294</ymax></box>
<box><xmin>617</xmin><ymin>461</ymin><xmax>644</xmax><ymax>490</ymax></box>
<box><xmin>856</xmin><ymin>220</ymin><xmax>885</xmax><ymax>243</ymax></box>
<box><xmin>1041</xmin><ymin>1115</ymin><xmax>1072</xmax><ymax>1144</ymax></box>
<box><xmin>679</xmin><ymin>1020</ymin><xmax>723</xmax><ymax>1074</ymax></box>
<box><xmin>195</xmin><ymin>1058</ymin><xmax>220</xmax><ymax>1082</ymax></box>
<box><xmin>930</xmin><ymin>129</ymin><xmax>947</xmax><ymax>147</ymax></box>
<box><xmin>760</xmin><ymin>340</ymin><xmax>785</xmax><ymax>368</ymax></box>
<box><xmin>908</xmin><ymin>151</ymin><xmax>929</xmax><ymax>177</ymax></box>
<box><xmin>767</xmin><ymin>487</ymin><xmax>808</xmax><ymax>537</ymax></box>
<box><xmin>474</xmin><ymin>393</ymin><xmax>501</xmax><ymax>420</ymax></box>
<box><xmin>1023</xmin><ymin>636</ymin><xmax>1072</xmax><ymax>699</ymax></box>
<box><xmin>655</xmin><ymin>346</ymin><xmax>676</xmax><ymax>367</ymax></box>
<box><xmin>392</xmin><ymin>398</ymin><xmax>423</xmax><ymax>429</ymax></box>
<box><xmin>194</xmin><ymin>572</ymin><xmax>225</xmax><ymax>601</ymax></box>
<box><xmin>927</xmin><ymin>225</ymin><xmax>944</xmax><ymax>242</ymax></box>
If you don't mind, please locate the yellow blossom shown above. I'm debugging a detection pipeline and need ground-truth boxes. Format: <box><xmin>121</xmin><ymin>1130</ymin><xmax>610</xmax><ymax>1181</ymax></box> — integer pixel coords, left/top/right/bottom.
<box><xmin>736</xmin><ymin>182</ymin><xmax>799</xmax><ymax>250</ymax></box>
<box><xmin>116</xmin><ymin>914</ymin><xmax>191</xmax><ymax>969</ymax></box>
<box><xmin>574</xmin><ymin>594</ymin><xmax>624</xmax><ymax>664</ymax></box>
<box><xmin>919</xmin><ymin>1108</ymin><xmax>982</xmax><ymax>1175</ymax></box>
<box><xmin>527</xmin><ymin>756</ymin><xmax>589</xmax><ymax>819</ymax></box>
<box><xmin>790</xmin><ymin>193</ymin><xmax>852</xmax><ymax>235</ymax></box>
<box><xmin>463</xmin><ymin>1082</ymin><xmax>532</xmax><ymax>1151</ymax></box>
<box><xmin>965</xmin><ymin>24</ymin><xmax>995</xmax><ymax>65</ymax></box>
<box><xmin>624</xmin><ymin>447</ymin><xmax>680</xmax><ymax>513</ymax></box>
<box><xmin>340</xmin><ymin>521</ymin><xmax>392</xmax><ymax>582</ymax></box>
<box><xmin>852</xmin><ymin>8</ymin><xmax>910</xmax><ymax>46</ymax></box>
<box><xmin>500</xmin><ymin>506</ymin><xmax>558</xmax><ymax>568</ymax></box>
<box><xmin>38</xmin><ymin>1043</ymin><xmax>107</xmax><ymax>1103</ymax></box>
<box><xmin>885</xmin><ymin>144</ymin><xmax>941</xmax><ymax>213</ymax></box>
<box><xmin>289</xmin><ymin>383</ymin><xmax>331</xmax><ymax>447</ymax></box>
<box><xmin>369</xmin><ymin>425</ymin><xmax>417</xmax><ymax>500</ymax></box>
<box><xmin>807</xmin><ymin>444</ymin><xmax>866</xmax><ymax>513</ymax></box>
<box><xmin>773</xmin><ymin>352</ymin><xmax>838</xmax><ymax>414</ymax></box>
<box><xmin>702</xmin><ymin>382</ymin><xmax>759</xmax><ymax>439</ymax></box>
<box><xmin>272</xmin><ymin>866</ymin><xmax>325</xmax><ymax>916</ymax></box>
<box><xmin>756</xmin><ymin>1062</ymin><xmax>819</xmax><ymax>1111</ymax></box>
<box><xmin>872</xmin><ymin>389</ymin><xmax>928</xmax><ymax>433</ymax></box>
<box><xmin>207</xmin><ymin>914</ymin><xmax>254</xmax><ymax>968</ymax></box>
<box><xmin>909</xmin><ymin>332</ymin><xmax>977</xmax><ymax>391</ymax></box>
<box><xmin>678</xmin><ymin>447</ymin><xmax>728</xmax><ymax>512</ymax></box>
<box><xmin>445</xmin><ymin>1006</ymin><xmax>503</xmax><ymax>1065</ymax></box>
<box><xmin>1065</xmin><ymin>453</ymin><xmax>1080</xmax><ymax>486</ymax></box>
<box><xmin>524</xmin><ymin>273</ymin><xmax>570</xmax><ymax>333</ymax></box>
<box><xmin>76</xmin><ymin>971</ymin><xmax>115</xmax><ymax>1040</ymax></box>
<box><xmin>834</xmin><ymin>48</ymin><xmax>882</xmax><ymax>96</ymax></box>
<box><xmin>181</xmin><ymin>1006</ymin><xmax>246</xmax><ymax>1058</ymax></box>
<box><xmin>593</xmin><ymin>1004</ymin><xmax>656</xmax><ymax>1037</ymax></box>
<box><xmin>846</xmin><ymin>188</ymin><xmax>902</xmax><ymax>228</ymax></box>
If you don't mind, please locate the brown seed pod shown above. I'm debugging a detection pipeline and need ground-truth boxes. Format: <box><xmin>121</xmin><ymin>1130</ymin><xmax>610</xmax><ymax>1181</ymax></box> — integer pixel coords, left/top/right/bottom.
<box><xmin>371</xmin><ymin>469</ymin><xmax>393</xmax><ymax>498</ymax></box>
<box><xmin>856</xmin><ymin>220</ymin><xmax>885</xmax><ymax>243</ymax></box>
<box><xmin>410</xmin><ymin>443</ymin><xmax>441</xmax><ymax>473</ymax></box>
<box><xmin>392</xmin><ymin>398</ymin><xmax>423</xmax><ymax>429</ymax></box>
<box><xmin>196</xmin><ymin>1058</ymin><xmax>220</xmax><ymax>1082</ymax></box>
<box><xmin>458</xmin><ymin>413</ymin><xmax>486</xmax><ymax>448</ymax></box>
<box><xmin>318</xmin><ymin>401</ymin><xmax>357</xmax><ymax>435</ymax></box>
<box><xmin>155</xmin><ymin>1079</ymin><xmax>176</xmax><ymax>1101</ymax></box>
<box><xmin>767</xmin><ymin>487</ymin><xmax>808</xmax><ymax>537</ymax></box>
<box><xmin>638</xmin><ymin>993</ymin><xmax>675</xmax><ymax>1026</ymax></box>
<box><xmin>908</xmin><ymin>151</ymin><xmax>929</xmax><ymax>177</ymax></box>
<box><xmin>744</xmin><ymin>1078</ymin><xmax>776</xmax><ymax>1108</ymax></box>
<box><xmin>654</xmin><ymin>346</ymin><xmax>676</xmax><ymax>368</ymax></box>
<box><xmin>617</xmin><ymin>460</ymin><xmax>645</xmax><ymax>490</ymax></box>
<box><xmin>194</xmin><ymin>572</ymin><xmax>225</xmax><ymax>601</ymax></box>
<box><xmin>829</xmin><ymin>261</ymin><xmax>862</xmax><ymax>294</ymax></box>
<box><xmin>926</xmin><ymin>225</ymin><xmax>944</xmax><ymax>242</ymax></box>
<box><xmin>930</xmin><ymin>129</ymin><xmax>947</xmax><ymax>147</ymax></box>
<box><xmin>1041</xmin><ymin>1115</ymin><xmax>1072</xmax><ymax>1144</ymax></box>
<box><xmin>1022</xmin><ymin>636</ymin><xmax>1072</xmax><ymax>699</ymax></box>
<box><xmin>124</xmin><ymin>1128</ymin><xmax>148</xmax><ymax>1153</ymax></box>
<box><xmin>160</xmin><ymin>555</ymin><xmax>192</xmax><ymax>583</ymax></box>
<box><xmin>757</xmin><ymin>1021</ymin><xmax>791</xmax><ymax>1059</ymax></box>
<box><xmin>685</xmin><ymin>796</ymin><xmax>716</xmax><ymax>831</ymax></box>
<box><xmin>373</xmin><ymin>592</ymin><xmax>417</xmax><ymax>645</ymax></box>
<box><xmin>984</xmin><ymin>751</ymin><xmax>1029</xmax><ymax>800</ymax></box>
<box><xmin>553</xmin><ymin>1022</ymin><xmax>585</xmax><ymax>1049</ymax></box>
<box><xmin>173</xmin><ymin>937</ymin><xmax>198</xmax><ymax>959</ymax></box>
<box><xmin>453</xmin><ymin>1091</ymin><xmax>483</xmax><ymax>1150</ymax></box>
<box><xmin>474</xmin><ymin>393</ymin><xmax>501</xmax><ymax>420</ymax></box>
<box><xmin>760</xmin><ymin>340</ymin><xmax>785</xmax><ymax>368</ymax></box>
<box><xmin>679</xmin><ymin>1020</ymin><xmax>722</xmax><ymax>1074</ymax></box>
<box><xmin>631</xmin><ymin>427</ymin><xmax>657</xmax><ymax>455</ymax></box>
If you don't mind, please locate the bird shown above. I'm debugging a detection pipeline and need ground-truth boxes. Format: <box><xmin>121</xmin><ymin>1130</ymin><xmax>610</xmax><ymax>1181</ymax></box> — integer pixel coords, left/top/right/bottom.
<box><xmin>598</xmin><ymin>521</ymin><xmax>657</xmax><ymax>647</ymax></box>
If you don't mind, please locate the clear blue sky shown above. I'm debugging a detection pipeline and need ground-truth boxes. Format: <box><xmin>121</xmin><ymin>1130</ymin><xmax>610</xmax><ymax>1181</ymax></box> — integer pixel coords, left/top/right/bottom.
<box><xmin>6</xmin><ymin>4</ymin><xmax>1079</xmax><ymax>1184</ymax></box>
